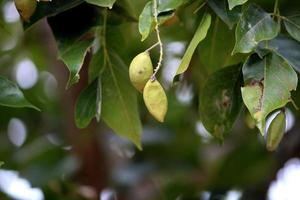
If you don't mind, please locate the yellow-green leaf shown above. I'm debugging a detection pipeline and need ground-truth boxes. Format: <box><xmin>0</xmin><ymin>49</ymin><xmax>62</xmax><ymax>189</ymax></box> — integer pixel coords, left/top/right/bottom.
<box><xmin>266</xmin><ymin>110</ymin><xmax>286</xmax><ymax>151</ymax></box>
<box><xmin>174</xmin><ymin>12</ymin><xmax>211</xmax><ymax>79</ymax></box>
<box><xmin>241</xmin><ymin>53</ymin><xmax>297</xmax><ymax>134</ymax></box>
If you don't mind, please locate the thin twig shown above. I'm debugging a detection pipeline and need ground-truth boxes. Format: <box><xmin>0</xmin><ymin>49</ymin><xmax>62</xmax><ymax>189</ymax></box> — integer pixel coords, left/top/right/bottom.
<box><xmin>151</xmin><ymin>0</ymin><xmax>164</xmax><ymax>81</ymax></box>
<box><xmin>290</xmin><ymin>99</ymin><xmax>299</xmax><ymax>110</ymax></box>
<box><xmin>193</xmin><ymin>2</ymin><xmax>206</xmax><ymax>14</ymax></box>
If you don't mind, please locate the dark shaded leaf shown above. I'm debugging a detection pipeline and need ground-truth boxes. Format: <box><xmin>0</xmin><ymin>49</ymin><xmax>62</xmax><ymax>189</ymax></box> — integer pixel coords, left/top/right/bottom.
<box><xmin>75</xmin><ymin>79</ymin><xmax>101</xmax><ymax>128</ymax></box>
<box><xmin>85</xmin><ymin>0</ymin><xmax>116</xmax><ymax>8</ymax></box>
<box><xmin>232</xmin><ymin>4</ymin><xmax>279</xmax><ymax>54</ymax></box>
<box><xmin>258</xmin><ymin>35</ymin><xmax>300</xmax><ymax>72</ymax></box>
<box><xmin>199</xmin><ymin>19</ymin><xmax>245</xmax><ymax>74</ymax></box>
<box><xmin>283</xmin><ymin>15</ymin><xmax>300</xmax><ymax>42</ymax></box>
<box><xmin>89</xmin><ymin>48</ymin><xmax>106</xmax><ymax>82</ymax></box>
<box><xmin>199</xmin><ymin>65</ymin><xmax>243</xmax><ymax>140</ymax></box>
<box><xmin>48</xmin><ymin>3</ymin><xmax>100</xmax><ymax>88</ymax></box>
<box><xmin>207</xmin><ymin>0</ymin><xmax>241</xmax><ymax>29</ymax></box>
<box><xmin>24</xmin><ymin>0</ymin><xmax>84</xmax><ymax>29</ymax></box>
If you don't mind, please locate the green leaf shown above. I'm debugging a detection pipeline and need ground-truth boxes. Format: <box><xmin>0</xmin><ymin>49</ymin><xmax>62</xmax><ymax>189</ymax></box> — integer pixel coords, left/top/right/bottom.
<box><xmin>48</xmin><ymin>4</ymin><xmax>100</xmax><ymax>88</ymax></box>
<box><xmin>0</xmin><ymin>161</ymin><xmax>3</xmax><ymax>167</ymax></box>
<box><xmin>0</xmin><ymin>76</ymin><xmax>39</xmax><ymax>110</ymax></box>
<box><xmin>102</xmin><ymin>52</ymin><xmax>142</xmax><ymax>149</ymax></box>
<box><xmin>59</xmin><ymin>39</ymin><xmax>94</xmax><ymax>88</ymax></box>
<box><xmin>199</xmin><ymin>65</ymin><xmax>243</xmax><ymax>140</ymax></box>
<box><xmin>89</xmin><ymin>48</ymin><xmax>106</xmax><ymax>82</ymax></box>
<box><xmin>139</xmin><ymin>2</ymin><xmax>154</xmax><ymax>41</ymax></box>
<box><xmin>75</xmin><ymin>79</ymin><xmax>101</xmax><ymax>128</ymax></box>
<box><xmin>207</xmin><ymin>0</ymin><xmax>241</xmax><ymax>29</ymax></box>
<box><xmin>199</xmin><ymin>19</ymin><xmax>245</xmax><ymax>74</ymax></box>
<box><xmin>283</xmin><ymin>16</ymin><xmax>300</xmax><ymax>42</ymax></box>
<box><xmin>157</xmin><ymin>0</ymin><xmax>189</xmax><ymax>13</ymax></box>
<box><xmin>138</xmin><ymin>1</ymin><xmax>175</xmax><ymax>41</ymax></box>
<box><xmin>232</xmin><ymin>4</ymin><xmax>279</xmax><ymax>54</ymax></box>
<box><xmin>24</xmin><ymin>0</ymin><xmax>84</xmax><ymax>29</ymax></box>
<box><xmin>228</xmin><ymin>0</ymin><xmax>248</xmax><ymax>10</ymax></box>
<box><xmin>85</xmin><ymin>0</ymin><xmax>116</xmax><ymax>8</ymax></box>
<box><xmin>174</xmin><ymin>12</ymin><xmax>211</xmax><ymax>78</ymax></box>
<box><xmin>258</xmin><ymin>35</ymin><xmax>300</xmax><ymax>72</ymax></box>
<box><xmin>241</xmin><ymin>53</ymin><xmax>297</xmax><ymax>134</ymax></box>
<box><xmin>266</xmin><ymin>110</ymin><xmax>286</xmax><ymax>151</ymax></box>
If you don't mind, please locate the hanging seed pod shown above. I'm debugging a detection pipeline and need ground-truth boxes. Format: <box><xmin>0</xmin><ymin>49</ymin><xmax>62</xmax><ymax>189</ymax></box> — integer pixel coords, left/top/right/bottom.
<box><xmin>143</xmin><ymin>79</ymin><xmax>168</xmax><ymax>122</ymax></box>
<box><xmin>14</xmin><ymin>0</ymin><xmax>37</xmax><ymax>22</ymax></box>
<box><xmin>266</xmin><ymin>110</ymin><xmax>286</xmax><ymax>151</ymax></box>
<box><xmin>129</xmin><ymin>52</ymin><xmax>153</xmax><ymax>92</ymax></box>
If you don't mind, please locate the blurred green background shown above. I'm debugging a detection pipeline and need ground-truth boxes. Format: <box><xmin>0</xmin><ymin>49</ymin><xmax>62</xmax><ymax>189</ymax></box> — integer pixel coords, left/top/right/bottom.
<box><xmin>1</xmin><ymin>0</ymin><xmax>300</xmax><ymax>199</ymax></box>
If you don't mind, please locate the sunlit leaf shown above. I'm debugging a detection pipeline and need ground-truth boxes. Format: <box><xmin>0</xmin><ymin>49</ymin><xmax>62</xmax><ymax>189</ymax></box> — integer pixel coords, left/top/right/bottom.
<box><xmin>228</xmin><ymin>0</ymin><xmax>248</xmax><ymax>10</ymax></box>
<box><xmin>241</xmin><ymin>53</ymin><xmax>297</xmax><ymax>134</ymax></box>
<box><xmin>232</xmin><ymin>4</ymin><xmax>279</xmax><ymax>54</ymax></box>
<box><xmin>174</xmin><ymin>12</ymin><xmax>211</xmax><ymax>79</ymax></box>
<box><xmin>199</xmin><ymin>65</ymin><xmax>243</xmax><ymax>140</ymax></box>
<box><xmin>0</xmin><ymin>76</ymin><xmax>39</xmax><ymax>110</ymax></box>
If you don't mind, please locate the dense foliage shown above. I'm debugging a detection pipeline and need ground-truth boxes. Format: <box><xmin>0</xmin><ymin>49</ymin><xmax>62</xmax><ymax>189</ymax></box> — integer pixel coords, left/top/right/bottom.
<box><xmin>1</xmin><ymin>0</ymin><xmax>300</xmax><ymax>199</ymax></box>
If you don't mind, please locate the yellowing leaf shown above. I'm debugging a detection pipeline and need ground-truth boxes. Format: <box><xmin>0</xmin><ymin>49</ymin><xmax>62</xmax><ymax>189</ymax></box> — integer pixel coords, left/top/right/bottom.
<box><xmin>241</xmin><ymin>53</ymin><xmax>297</xmax><ymax>134</ymax></box>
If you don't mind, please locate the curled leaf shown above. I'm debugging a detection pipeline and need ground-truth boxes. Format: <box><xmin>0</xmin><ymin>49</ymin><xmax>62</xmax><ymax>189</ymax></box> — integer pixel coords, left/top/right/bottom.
<box><xmin>266</xmin><ymin>110</ymin><xmax>286</xmax><ymax>151</ymax></box>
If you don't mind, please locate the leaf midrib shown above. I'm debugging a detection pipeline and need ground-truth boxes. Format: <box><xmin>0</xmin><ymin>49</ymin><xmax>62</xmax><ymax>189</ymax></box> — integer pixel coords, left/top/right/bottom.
<box><xmin>107</xmin><ymin>62</ymin><xmax>136</xmax><ymax>135</ymax></box>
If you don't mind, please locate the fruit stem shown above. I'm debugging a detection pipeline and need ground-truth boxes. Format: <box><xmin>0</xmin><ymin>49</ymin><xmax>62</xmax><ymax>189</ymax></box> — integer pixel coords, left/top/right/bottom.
<box><xmin>145</xmin><ymin>42</ymin><xmax>160</xmax><ymax>52</ymax></box>
<box><xmin>273</xmin><ymin>0</ymin><xmax>279</xmax><ymax>19</ymax></box>
<box><xmin>151</xmin><ymin>0</ymin><xmax>163</xmax><ymax>81</ymax></box>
